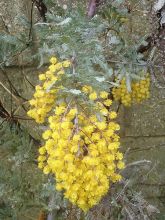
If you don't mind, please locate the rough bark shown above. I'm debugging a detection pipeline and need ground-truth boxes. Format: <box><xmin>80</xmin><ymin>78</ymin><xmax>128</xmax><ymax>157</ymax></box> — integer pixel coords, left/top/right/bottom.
<box><xmin>87</xmin><ymin>0</ymin><xmax>104</xmax><ymax>18</ymax></box>
<box><xmin>33</xmin><ymin>0</ymin><xmax>47</xmax><ymax>22</ymax></box>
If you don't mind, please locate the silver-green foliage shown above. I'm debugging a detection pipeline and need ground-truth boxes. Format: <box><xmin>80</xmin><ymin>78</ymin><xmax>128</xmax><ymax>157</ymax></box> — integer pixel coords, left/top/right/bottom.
<box><xmin>0</xmin><ymin>121</ymin><xmax>66</xmax><ymax>220</ymax></box>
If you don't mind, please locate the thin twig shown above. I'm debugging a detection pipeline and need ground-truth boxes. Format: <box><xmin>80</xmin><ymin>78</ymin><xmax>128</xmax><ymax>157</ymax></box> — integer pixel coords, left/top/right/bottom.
<box><xmin>126</xmin><ymin>160</ymin><xmax>152</xmax><ymax>168</ymax></box>
<box><xmin>0</xmin><ymin>81</ymin><xmax>20</xmax><ymax>102</ymax></box>
<box><xmin>28</xmin><ymin>0</ymin><xmax>35</xmax><ymax>42</ymax></box>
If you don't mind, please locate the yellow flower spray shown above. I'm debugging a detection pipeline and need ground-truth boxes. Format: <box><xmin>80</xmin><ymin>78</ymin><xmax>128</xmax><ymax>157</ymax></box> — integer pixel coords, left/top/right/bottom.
<box><xmin>27</xmin><ymin>56</ymin><xmax>125</xmax><ymax>211</ymax></box>
<box><xmin>112</xmin><ymin>76</ymin><xmax>150</xmax><ymax>106</ymax></box>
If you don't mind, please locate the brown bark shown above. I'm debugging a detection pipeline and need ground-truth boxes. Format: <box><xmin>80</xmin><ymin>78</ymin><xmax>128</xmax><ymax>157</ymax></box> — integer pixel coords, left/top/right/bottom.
<box><xmin>88</xmin><ymin>0</ymin><xmax>96</xmax><ymax>18</ymax></box>
<box><xmin>87</xmin><ymin>0</ymin><xmax>104</xmax><ymax>18</ymax></box>
<box><xmin>38</xmin><ymin>211</ymin><xmax>46</xmax><ymax>220</ymax></box>
<box><xmin>156</xmin><ymin>5</ymin><xmax>165</xmax><ymax>67</ymax></box>
<box><xmin>33</xmin><ymin>0</ymin><xmax>47</xmax><ymax>22</ymax></box>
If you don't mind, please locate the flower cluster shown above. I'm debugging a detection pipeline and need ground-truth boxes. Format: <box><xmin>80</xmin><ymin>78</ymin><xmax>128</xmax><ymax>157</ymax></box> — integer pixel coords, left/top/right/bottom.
<box><xmin>28</xmin><ymin>56</ymin><xmax>124</xmax><ymax>212</ymax></box>
<box><xmin>27</xmin><ymin>57</ymin><xmax>71</xmax><ymax>123</ymax></box>
<box><xmin>112</xmin><ymin>76</ymin><xmax>150</xmax><ymax>106</ymax></box>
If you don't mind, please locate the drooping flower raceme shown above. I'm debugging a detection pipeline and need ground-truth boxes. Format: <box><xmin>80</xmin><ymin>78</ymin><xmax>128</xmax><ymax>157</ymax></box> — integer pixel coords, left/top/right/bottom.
<box><xmin>27</xmin><ymin>56</ymin><xmax>125</xmax><ymax>211</ymax></box>
<box><xmin>27</xmin><ymin>57</ymin><xmax>70</xmax><ymax>123</ymax></box>
<box><xmin>112</xmin><ymin>76</ymin><xmax>150</xmax><ymax>106</ymax></box>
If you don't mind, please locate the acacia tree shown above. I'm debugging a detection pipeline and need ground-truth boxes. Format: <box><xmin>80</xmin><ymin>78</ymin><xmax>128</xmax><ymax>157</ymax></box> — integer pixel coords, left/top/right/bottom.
<box><xmin>0</xmin><ymin>0</ymin><xmax>164</xmax><ymax>219</ymax></box>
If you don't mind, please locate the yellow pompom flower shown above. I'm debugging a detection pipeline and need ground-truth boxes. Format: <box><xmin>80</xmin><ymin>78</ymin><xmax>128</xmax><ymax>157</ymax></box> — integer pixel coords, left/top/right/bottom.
<box><xmin>82</xmin><ymin>85</ymin><xmax>93</xmax><ymax>94</ymax></box>
<box><xmin>117</xmin><ymin>161</ymin><xmax>125</xmax><ymax>169</ymax></box>
<box><xmin>42</xmin><ymin>130</ymin><xmax>52</xmax><ymax>140</ymax></box>
<box><xmin>39</xmin><ymin>146</ymin><xmax>46</xmax><ymax>155</ymax></box>
<box><xmin>109</xmin><ymin>111</ymin><xmax>117</xmax><ymax>119</ymax></box>
<box><xmin>38</xmin><ymin>162</ymin><xmax>44</xmax><ymax>169</ymax></box>
<box><xmin>68</xmin><ymin>108</ymin><xmax>77</xmax><ymax>117</ymax></box>
<box><xmin>43</xmin><ymin>165</ymin><xmax>51</xmax><ymax>174</ymax></box>
<box><xmin>50</xmin><ymin>56</ymin><xmax>57</xmax><ymax>64</ymax></box>
<box><xmin>39</xmin><ymin>73</ymin><xmax>46</xmax><ymax>81</ymax></box>
<box><xmin>100</xmin><ymin>108</ymin><xmax>109</xmax><ymax>116</ymax></box>
<box><xmin>100</xmin><ymin>91</ymin><xmax>109</xmax><ymax>99</ymax></box>
<box><xmin>55</xmin><ymin>106</ymin><xmax>66</xmax><ymax>115</ymax></box>
<box><xmin>89</xmin><ymin>92</ymin><xmax>97</xmax><ymax>100</ymax></box>
<box><xmin>57</xmin><ymin>70</ymin><xmax>65</xmax><ymax>75</ymax></box>
<box><xmin>104</xmin><ymin>99</ymin><xmax>112</xmax><ymax>106</ymax></box>
<box><xmin>38</xmin><ymin>155</ymin><xmax>46</xmax><ymax>162</ymax></box>
<box><xmin>96</xmin><ymin>122</ymin><xmax>107</xmax><ymax>130</ymax></box>
<box><xmin>62</xmin><ymin>60</ymin><xmax>71</xmax><ymax>67</ymax></box>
